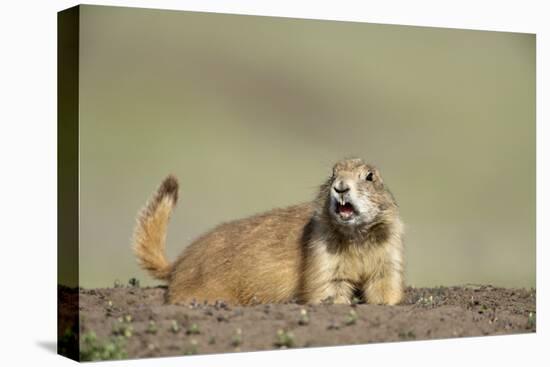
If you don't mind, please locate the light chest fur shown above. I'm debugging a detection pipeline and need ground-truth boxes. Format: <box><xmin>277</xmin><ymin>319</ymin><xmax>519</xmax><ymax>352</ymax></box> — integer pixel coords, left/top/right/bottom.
<box><xmin>301</xmin><ymin>218</ymin><xmax>404</xmax><ymax>304</ymax></box>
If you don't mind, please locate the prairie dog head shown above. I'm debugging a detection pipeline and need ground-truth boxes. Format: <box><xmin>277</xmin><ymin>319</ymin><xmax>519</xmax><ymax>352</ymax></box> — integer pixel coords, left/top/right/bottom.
<box><xmin>316</xmin><ymin>158</ymin><xmax>398</xmax><ymax>232</ymax></box>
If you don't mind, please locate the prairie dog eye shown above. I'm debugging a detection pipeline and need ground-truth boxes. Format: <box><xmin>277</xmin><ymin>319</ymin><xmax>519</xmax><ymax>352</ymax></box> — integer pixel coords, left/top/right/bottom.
<box><xmin>366</xmin><ymin>172</ymin><xmax>374</xmax><ymax>181</ymax></box>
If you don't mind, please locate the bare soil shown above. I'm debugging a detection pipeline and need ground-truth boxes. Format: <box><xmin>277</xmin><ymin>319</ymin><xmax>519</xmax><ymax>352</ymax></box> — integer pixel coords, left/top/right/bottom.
<box><xmin>71</xmin><ymin>285</ymin><xmax>535</xmax><ymax>361</ymax></box>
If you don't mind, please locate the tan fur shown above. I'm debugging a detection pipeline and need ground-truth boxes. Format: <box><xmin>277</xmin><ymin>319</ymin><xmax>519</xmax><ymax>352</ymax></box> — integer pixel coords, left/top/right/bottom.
<box><xmin>132</xmin><ymin>158</ymin><xmax>404</xmax><ymax>305</ymax></box>
<box><xmin>132</xmin><ymin>175</ymin><xmax>179</xmax><ymax>281</ymax></box>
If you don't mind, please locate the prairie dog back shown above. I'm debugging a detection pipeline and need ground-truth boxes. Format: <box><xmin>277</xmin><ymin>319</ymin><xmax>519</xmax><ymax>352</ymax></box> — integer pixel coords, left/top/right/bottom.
<box><xmin>132</xmin><ymin>158</ymin><xmax>404</xmax><ymax>305</ymax></box>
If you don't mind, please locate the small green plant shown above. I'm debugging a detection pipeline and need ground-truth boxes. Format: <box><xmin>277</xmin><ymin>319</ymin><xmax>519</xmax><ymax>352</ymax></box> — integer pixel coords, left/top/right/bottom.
<box><xmin>146</xmin><ymin>320</ymin><xmax>158</xmax><ymax>334</ymax></box>
<box><xmin>186</xmin><ymin>323</ymin><xmax>200</xmax><ymax>335</ymax></box>
<box><xmin>183</xmin><ymin>339</ymin><xmax>198</xmax><ymax>355</ymax></box>
<box><xmin>128</xmin><ymin>277</ymin><xmax>140</xmax><ymax>288</ymax></box>
<box><xmin>477</xmin><ymin>304</ymin><xmax>489</xmax><ymax>314</ymax></box>
<box><xmin>105</xmin><ymin>300</ymin><xmax>115</xmax><ymax>317</ymax></box>
<box><xmin>231</xmin><ymin>328</ymin><xmax>243</xmax><ymax>347</ymax></box>
<box><xmin>298</xmin><ymin>309</ymin><xmax>309</xmax><ymax>326</ymax></box>
<box><xmin>416</xmin><ymin>295</ymin><xmax>434</xmax><ymax>307</ymax></box>
<box><xmin>112</xmin><ymin>316</ymin><xmax>133</xmax><ymax>338</ymax></box>
<box><xmin>170</xmin><ymin>320</ymin><xmax>180</xmax><ymax>333</ymax></box>
<box><xmin>345</xmin><ymin>310</ymin><xmax>358</xmax><ymax>326</ymax></box>
<box><xmin>398</xmin><ymin>330</ymin><xmax>416</xmax><ymax>340</ymax></box>
<box><xmin>80</xmin><ymin>331</ymin><xmax>127</xmax><ymax>361</ymax></box>
<box><xmin>274</xmin><ymin>329</ymin><xmax>295</xmax><ymax>348</ymax></box>
<box><xmin>58</xmin><ymin>326</ymin><xmax>78</xmax><ymax>360</ymax></box>
<box><xmin>527</xmin><ymin>312</ymin><xmax>536</xmax><ymax>329</ymax></box>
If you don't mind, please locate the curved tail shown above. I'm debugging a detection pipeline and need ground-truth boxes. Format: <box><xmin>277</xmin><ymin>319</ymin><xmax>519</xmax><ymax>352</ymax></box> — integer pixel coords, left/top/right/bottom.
<box><xmin>132</xmin><ymin>175</ymin><xmax>179</xmax><ymax>281</ymax></box>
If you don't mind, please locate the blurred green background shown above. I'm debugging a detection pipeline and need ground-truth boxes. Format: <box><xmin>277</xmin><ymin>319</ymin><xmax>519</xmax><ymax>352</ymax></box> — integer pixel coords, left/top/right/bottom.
<box><xmin>78</xmin><ymin>5</ymin><xmax>535</xmax><ymax>288</ymax></box>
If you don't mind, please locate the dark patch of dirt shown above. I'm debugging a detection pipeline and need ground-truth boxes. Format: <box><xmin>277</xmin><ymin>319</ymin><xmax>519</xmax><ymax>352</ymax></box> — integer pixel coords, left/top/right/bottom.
<box><xmin>74</xmin><ymin>285</ymin><xmax>536</xmax><ymax>360</ymax></box>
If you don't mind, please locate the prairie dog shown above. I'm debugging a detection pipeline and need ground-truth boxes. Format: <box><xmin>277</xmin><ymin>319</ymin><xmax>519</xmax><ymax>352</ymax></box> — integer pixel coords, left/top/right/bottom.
<box><xmin>133</xmin><ymin>158</ymin><xmax>404</xmax><ymax>305</ymax></box>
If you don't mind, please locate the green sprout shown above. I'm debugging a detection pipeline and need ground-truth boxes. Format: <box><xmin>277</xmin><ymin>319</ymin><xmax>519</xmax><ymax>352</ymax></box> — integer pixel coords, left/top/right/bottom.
<box><xmin>170</xmin><ymin>320</ymin><xmax>180</xmax><ymax>333</ymax></box>
<box><xmin>345</xmin><ymin>309</ymin><xmax>358</xmax><ymax>326</ymax></box>
<box><xmin>146</xmin><ymin>320</ymin><xmax>158</xmax><ymax>334</ymax></box>
<box><xmin>231</xmin><ymin>328</ymin><xmax>243</xmax><ymax>347</ymax></box>
<box><xmin>186</xmin><ymin>323</ymin><xmax>200</xmax><ymax>335</ymax></box>
<box><xmin>298</xmin><ymin>308</ymin><xmax>310</xmax><ymax>326</ymax></box>
<box><xmin>183</xmin><ymin>339</ymin><xmax>198</xmax><ymax>355</ymax></box>
<box><xmin>527</xmin><ymin>312</ymin><xmax>536</xmax><ymax>329</ymax></box>
<box><xmin>398</xmin><ymin>330</ymin><xmax>416</xmax><ymax>340</ymax></box>
<box><xmin>416</xmin><ymin>295</ymin><xmax>435</xmax><ymax>307</ymax></box>
<box><xmin>112</xmin><ymin>317</ymin><xmax>133</xmax><ymax>338</ymax></box>
<box><xmin>80</xmin><ymin>331</ymin><xmax>127</xmax><ymax>361</ymax></box>
<box><xmin>274</xmin><ymin>329</ymin><xmax>295</xmax><ymax>348</ymax></box>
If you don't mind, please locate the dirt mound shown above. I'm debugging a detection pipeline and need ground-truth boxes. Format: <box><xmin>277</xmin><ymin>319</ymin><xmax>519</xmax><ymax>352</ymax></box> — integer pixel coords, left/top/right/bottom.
<box><xmin>70</xmin><ymin>285</ymin><xmax>535</xmax><ymax>361</ymax></box>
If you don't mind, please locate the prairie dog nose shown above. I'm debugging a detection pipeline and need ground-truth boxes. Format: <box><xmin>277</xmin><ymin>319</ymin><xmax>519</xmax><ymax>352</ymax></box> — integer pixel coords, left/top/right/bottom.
<box><xmin>333</xmin><ymin>181</ymin><xmax>350</xmax><ymax>194</ymax></box>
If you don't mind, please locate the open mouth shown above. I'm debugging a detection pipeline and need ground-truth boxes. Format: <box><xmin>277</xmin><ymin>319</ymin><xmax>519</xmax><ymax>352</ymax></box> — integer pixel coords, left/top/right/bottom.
<box><xmin>334</xmin><ymin>200</ymin><xmax>357</xmax><ymax>221</ymax></box>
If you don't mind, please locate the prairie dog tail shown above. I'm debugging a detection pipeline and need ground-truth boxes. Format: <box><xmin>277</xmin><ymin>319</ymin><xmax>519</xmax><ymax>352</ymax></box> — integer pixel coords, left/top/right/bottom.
<box><xmin>132</xmin><ymin>175</ymin><xmax>179</xmax><ymax>281</ymax></box>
